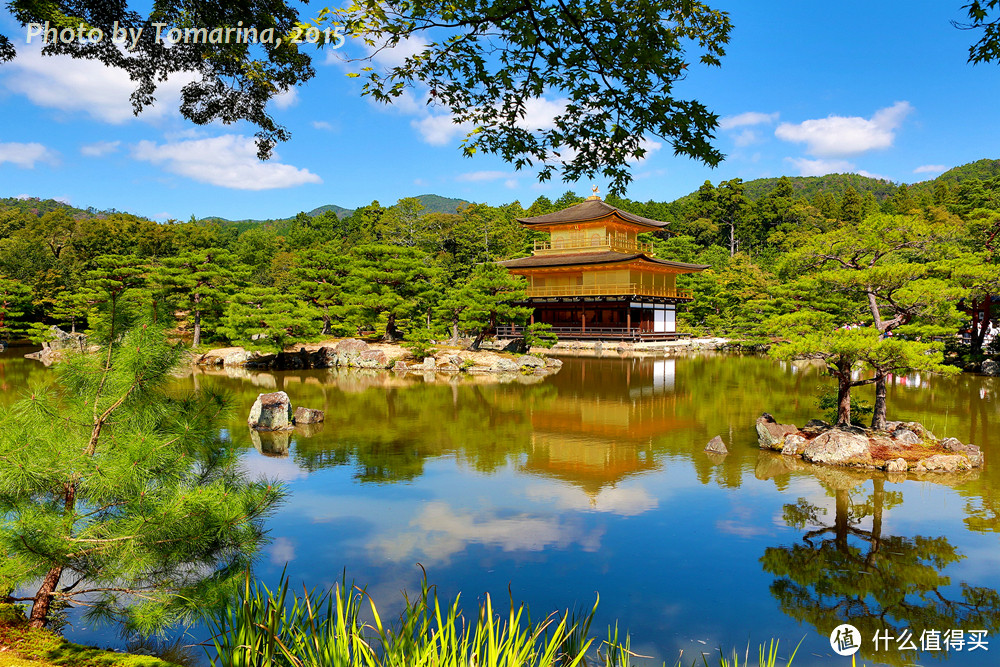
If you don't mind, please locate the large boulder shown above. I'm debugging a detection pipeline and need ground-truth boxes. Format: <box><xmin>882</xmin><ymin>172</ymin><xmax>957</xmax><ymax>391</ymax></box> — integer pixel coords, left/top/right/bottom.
<box><xmin>248</xmin><ymin>391</ymin><xmax>294</xmax><ymax>431</ymax></box>
<box><xmin>518</xmin><ymin>355</ymin><xmax>545</xmax><ymax>369</ymax></box>
<box><xmin>886</xmin><ymin>458</ymin><xmax>908</xmax><ymax>473</ymax></box>
<box><xmin>421</xmin><ymin>356</ymin><xmax>437</xmax><ymax>370</ymax></box>
<box><xmin>941</xmin><ymin>437</ymin><xmax>985</xmax><ymax>467</ymax></box>
<box><xmin>801</xmin><ymin>430</ymin><xmax>872</xmax><ymax>466</ymax></box>
<box><xmin>705</xmin><ymin>436</ymin><xmax>728</xmax><ymax>455</ymax></box>
<box><xmin>249</xmin><ymin>429</ymin><xmax>291</xmax><ymax>457</ymax></box>
<box><xmin>892</xmin><ymin>429</ymin><xmax>922</xmax><ymax>446</ymax></box>
<box><xmin>490</xmin><ymin>357</ymin><xmax>520</xmax><ymax>373</ymax></box>
<box><xmin>914</xmin><ymin>454</ymin><xmax>970</xmax><ymax>473</ymax></box>
<box><xmin>294</xmin><ymin>406</ymin><xmax>325</xmax><ymax>425</ymax></box>
<box><xmin>781</xmin><ymin>434</ymin><xmax>807</xmax><ymax>456</ymax></box>
<box><xmin>335</xmin><ymin>338</ymin><xmax>370</xmax><ymax>365</ymax></box>
<box><xmin>311</xmin><ymin>346</ymin><xmax>338</xmax><ymax>368</ymax></box>
<box><xmin>755</xmin><ymin>414</ymin><xmax>799</xmax><ymax>449</ymax></box>
<box><xmin>357</xmin><ymin>349</ymin><xmax>389</xmax><ymax>368</ymax></box>
<box><xmin>982</xmin><ymin>359</ymin><xmax>1000</xmax><ymax>376</ymax></box>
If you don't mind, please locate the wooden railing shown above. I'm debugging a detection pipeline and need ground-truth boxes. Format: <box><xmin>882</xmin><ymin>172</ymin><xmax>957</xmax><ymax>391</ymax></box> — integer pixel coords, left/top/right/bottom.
<box><xmin>525</xmin><ymin>283</ymin><xmax>693</xmax><ymax>299</ymax></box>
<box><xmin>533</xmin><ymin>236</ymin><xmax>653</xmax><ymax>255</ymax></box>
<box><xmin>496</xmin><ymin>325</ymin><xmax>691</xmax><ymax>340</ymax></box>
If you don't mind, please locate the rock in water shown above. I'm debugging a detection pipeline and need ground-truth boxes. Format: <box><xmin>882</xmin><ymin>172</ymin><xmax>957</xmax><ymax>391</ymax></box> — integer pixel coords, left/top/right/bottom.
<box><xmin>801</xmin><ymin>430</ymin><xmax>872</xmax><ymax>466</ymax></box>
<box><xmin>782</xmin><ymin>434</ymin><xmax>807</xmax><ymax>456</ymax></box>
<box><xmin>982</xmin><ymin>359</ymin><xmax>999</xmax><ymax>376</ymax></box>
<box><xmin>248</xmin><ymin>391</ymin><xmax>293</xmax><ymax>431</ymax></box>
<box><xmin>755</xmin><ymin>414</ymin><xmax>798</xmax><ymax>449</ymax></box>
<box><xmin>705</xmin><ymin>436</ymin><xmax>728</xmax><ymax>454</ymax></box>
<box><xmin>886</xmin><ymin>458</ymin><xmax>908</xmax><ymax>473</ymax></box>
<box><xmin>294</xmin><ymin>406</ymin><xmax>325</xmax><ymax>425</ymax></box>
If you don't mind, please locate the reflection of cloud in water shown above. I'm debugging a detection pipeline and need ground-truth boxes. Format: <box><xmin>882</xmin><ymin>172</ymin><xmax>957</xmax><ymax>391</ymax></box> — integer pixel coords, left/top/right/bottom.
<box><xmin>524</xmin><ymin>482</ymin><xmax>658</xmax><ymax>516</ymax></box>
<box><xmin>240</xmin><ymin>450</ymin><xmax>310</xmax><ymax>482</ymax></box>
<box><xmin>269</xmin><ymin>537</ymin><xmax>296</xmax><ymax>565</ymax></box>
<box><xmin>371</xmin><ymin>502</ymin><xmax>603</xmax><ymax>564</ymax></box>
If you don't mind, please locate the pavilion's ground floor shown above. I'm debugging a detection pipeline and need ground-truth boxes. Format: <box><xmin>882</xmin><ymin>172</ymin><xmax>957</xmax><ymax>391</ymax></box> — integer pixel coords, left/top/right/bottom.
<box><xmin>498</xmin><ymin>297</ymin><xmax>689</xmax><ymax>341</ymax></box>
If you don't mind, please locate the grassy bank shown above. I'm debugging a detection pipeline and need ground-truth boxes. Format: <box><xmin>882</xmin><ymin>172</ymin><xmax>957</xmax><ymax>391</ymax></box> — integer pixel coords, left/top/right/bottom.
<box><xmin>0</xmin><ymin>605</ymin><xmax>178</xmax><ymax>667</ymax></box>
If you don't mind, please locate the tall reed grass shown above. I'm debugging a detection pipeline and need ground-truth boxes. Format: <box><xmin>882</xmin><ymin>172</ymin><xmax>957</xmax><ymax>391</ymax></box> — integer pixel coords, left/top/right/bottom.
<box><xmin>204</xmin><ymin>573</ymin><xmax>801</xmax><ymax>667</ymax></box>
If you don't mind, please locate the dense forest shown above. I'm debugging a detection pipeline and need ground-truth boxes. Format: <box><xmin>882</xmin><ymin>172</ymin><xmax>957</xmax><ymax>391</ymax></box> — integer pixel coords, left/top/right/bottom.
<box><xmin>0</xmin><ymin>161</ymin><xmax>998</xmax><ymax>368</ymax></box>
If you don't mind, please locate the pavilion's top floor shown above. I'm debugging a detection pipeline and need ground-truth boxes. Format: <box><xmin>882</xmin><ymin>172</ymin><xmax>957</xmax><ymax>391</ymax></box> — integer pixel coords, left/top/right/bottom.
<box><xmin>517</xmin><ymin>197</ymin><xmax>670</xmax><ymax>256</ymax></box>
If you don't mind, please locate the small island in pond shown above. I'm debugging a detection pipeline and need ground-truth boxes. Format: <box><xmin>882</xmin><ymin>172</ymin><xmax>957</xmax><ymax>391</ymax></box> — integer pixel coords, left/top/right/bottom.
<box><xmin>755</xmin><ymin>413</ymin><xmax>984</xmax><ymax>473</ymax></box>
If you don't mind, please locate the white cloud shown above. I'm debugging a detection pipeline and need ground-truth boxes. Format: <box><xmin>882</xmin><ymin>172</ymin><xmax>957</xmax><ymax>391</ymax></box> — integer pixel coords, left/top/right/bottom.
<box><xmin>504</xmin><ymin>178</ymin><xmax>518</xmax><ymax>189</ymax></box>
<box><xmin>856</xmin><ymin>169</ymin><xmax>892</xmax><ymax>181</ymax></box>
<box><xmin>525</xmin><ymin>483</ymin><xmax>658</xmax><ymax>516</ymax></box>
<box><xmin>718</xmin><ymin>111</ymin><xmax>779</xmax><ymax>130</ymax></box>
<box><xmin>630</xmin><ymin>138</ymin><xmax>662</xmax><ymax>164</ymax></box>
<box><xmin>132</xmin><ymin>134</ymin><xmax>322</xmax><ymax>190</ymax></box>
<box><xmin>14</xmin><ymin>194</ymin><xmax>32</xmax><ymax>199</ymax></box>
<box><xmin>516</xmin><ymin>97</ymin><xmax>567</xmax><ymax>131</ymax></box>
<box><xmin>369</xmin><ymin>36</ymin><xmax>429</xmax><ymax>69</ymax></box>
<box><xmin>733</xmin><ymin>129</ymin><xmax>759</xmax><ymax>147</ymax></box>
<box><xmin>786</xmin><ymin>157</ymin><xmax>855</xmax><ymax>176</ymax></box>
<box><xmin>411</xmin><ymin>113</ymin><xmax>473</xmax><ymax>146</ymax></box>
<box><xmin>775</xmin><ymin>101</ymin><xmax>913</xmax><ymax>157</ymax></box>
<box><xmin>914</xmin><ymin>164</ymin><xmax>948</xmax><ymax>174</ymax></box>
<box><xmin>272</xmin><ymin>87</ymin><xmax>299</xmax><ymax>110</ymax></box>
<box><xmin>312</xmin><ymin>120</ymin><xmax>335</xmax><ymax>131</ymax></box>
<box><xmin>268</xmin><ymin>537</ymin><xmax>297</xmax><ymax>566</ymax></box>
<box><xmin>0</xmin><ymin>142</ymin><xmax>59</xmax><ymax>168</ymax></box>
<box><xmin>3</xmin><ymin>45</ymin><xmax>195</xmax><ymax>124</ymax></box>
<box><xmin>456</xmin><ymin>170</ymin><xmax>510</xmax><ymax>182</ymax></box>
<box><xmin>80</xmin><ymin>140</ymin><xmax>121</xmax><ymax>157</ymax></box>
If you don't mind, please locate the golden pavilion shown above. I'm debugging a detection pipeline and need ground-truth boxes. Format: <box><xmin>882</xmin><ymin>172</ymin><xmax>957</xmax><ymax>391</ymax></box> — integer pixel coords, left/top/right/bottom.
<box><xmin>497</xmin><ymin>193</ymin><xmax>708</xmax><ymax>340</ymax></box>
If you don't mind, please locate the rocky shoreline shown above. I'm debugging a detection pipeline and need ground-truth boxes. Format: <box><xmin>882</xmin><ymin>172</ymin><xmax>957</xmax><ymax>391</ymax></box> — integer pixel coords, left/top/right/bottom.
<box><xmin>754</xmin><ymin>413</ymin><xmax>984</xmax><ymax>473</ymax></box>
<box><xmin>194</xmin><ymin>337</ymin><xmax>563</xmax><ymax>376</ymax></box>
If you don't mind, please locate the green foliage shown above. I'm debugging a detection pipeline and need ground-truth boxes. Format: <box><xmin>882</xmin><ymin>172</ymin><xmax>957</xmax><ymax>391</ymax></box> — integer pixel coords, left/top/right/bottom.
<box><xmin>0</xmin><ymin>323</ymin><xmax>285</xmax><ymax>632</ymax></box>
<box><xmin>0</xmin><ymin>276</ymin><xmax>32</xmax><ymax>341</ymax></box>
<box><xmin>207</xmin><ymin>571</ymin><xmax>596</xmax><ymax>667</ymax></box>
<box><xmin>817</xmin><ymin>389</ymin><xmax>871</xmax><ymax>427</ymax></box>
<box><xmin>401</xmin><ymin>327</ymin><xmax>438</xmax><ymax>361</ymax></box>
<box><xmin>329</xmin><ymin>0</ymin><xmax>731</xmax><ymax>193</ymax></box>
<box><xmin>220</xmin><ymin>286</ymin><xmax>321</xmax><ymax>352</ymax></box>
<box><xmin>524</xmin><ymin>323</ymin><xmax>558</xmax><ymax>350</ymax></box>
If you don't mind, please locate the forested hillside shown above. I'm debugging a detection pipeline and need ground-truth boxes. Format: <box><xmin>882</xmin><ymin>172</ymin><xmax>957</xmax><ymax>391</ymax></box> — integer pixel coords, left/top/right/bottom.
<box><xmin>1</xmin><ymin>162</ymin><xmax>997</xmax><ymax>364</ymax></box>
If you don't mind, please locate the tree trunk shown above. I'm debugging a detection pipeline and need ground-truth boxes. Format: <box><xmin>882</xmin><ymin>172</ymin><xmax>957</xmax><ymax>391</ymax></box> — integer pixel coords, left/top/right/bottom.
<box><xmin>471</xmin><ymin>329</ymin><xmax>485</xmax><ymax>351</ymax></box>
<box><xmin>835</xmin><ymin>356</ymin><xmax>852</xmax><ymax>427</ymax></box>
<box><xmin>384</xmin><ymin>312</ymin><xmax>398</xmax><ymax>341</ymax></box>
<box><xmin>322</xmin><ymin>311</ymin><xmax>332</xmax><ymax>336</ymax></box>
<box><xmin>29</xmin><ymin>565</ymin><xmax>63</xmax><ymax>628</ymax></box>
<box><xmin>729</xmin><ymin>221</ymin><xmax>735</xmax><ymax>257</ymax></box>
<box><xmin>969</xmin><ymin>296</ymin><xmax>991</xmax><ymax>356</ymax></box>
<box><xmin>834</xmin><ymin>489</ymin><xmax>849</xmax><ymax>553</ymax></box>
<box><xmin>192</xmin><ymin>293</ymin><xmax>202</xmax><ymax>348</ymax></box>
<box><xmin>865</xmin><ymin>478</ymin><xmax>884</xmax><ymax>567</ymax></box>
<box><xmin>871</xmin><ymin>371</ymin><xmax>888</xmax><ymax>430</ymax></box>
<box><xmin>452</xmin><ymin>322</ymin><xmax>459</xmax><ymax>342</ymax></box>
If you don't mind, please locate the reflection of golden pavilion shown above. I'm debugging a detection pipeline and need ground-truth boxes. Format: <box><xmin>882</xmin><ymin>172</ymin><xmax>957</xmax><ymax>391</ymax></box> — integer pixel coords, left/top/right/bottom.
<box><xmin>522</xmin><ymin>358</ymin><xmax>695</xmax><ymax>495</ymax></box>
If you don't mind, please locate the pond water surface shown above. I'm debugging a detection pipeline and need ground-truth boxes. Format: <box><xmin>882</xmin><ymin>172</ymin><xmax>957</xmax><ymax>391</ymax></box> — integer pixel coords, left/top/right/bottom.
<box><xmin>2</xmin><ymin>348</ymin><xmax>999</xmax><ymax>666</ymax></box>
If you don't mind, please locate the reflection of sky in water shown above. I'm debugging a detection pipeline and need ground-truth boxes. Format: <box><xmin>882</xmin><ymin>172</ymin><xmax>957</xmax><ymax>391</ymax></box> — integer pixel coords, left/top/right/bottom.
<box><xmin>4</xmin><ymin>349</ymin><xmax>1000</xmax><ymax>666</ymax></box>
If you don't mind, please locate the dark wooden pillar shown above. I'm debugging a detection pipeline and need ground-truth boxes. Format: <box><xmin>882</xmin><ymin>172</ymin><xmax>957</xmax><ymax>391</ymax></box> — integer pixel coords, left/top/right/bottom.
<box><xmin>581</xmin><ymin>309</ymin><xmax>586</xmax><ymax>333</ymax></box>
<box><xmin>626</xmin><ymin>308</ymin><xmax>631</xmax><ymax>333</ymax></box>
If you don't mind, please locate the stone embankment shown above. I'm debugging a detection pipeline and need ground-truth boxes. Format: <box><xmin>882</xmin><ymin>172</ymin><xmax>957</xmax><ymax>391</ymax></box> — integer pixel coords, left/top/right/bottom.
<box><xmin>755</xmin><ymin>413</ymin><xmax>983</xmax><ymax>473</ymax></box>
<box><xmin>23</xmin><ymin>326</ymin><xmax>95</xmax><ymax>365</ymax></box>
<box><xmin>195</xmin><ymin>338</ymin><xmax>563</xmax><ymax>376</ymax></box>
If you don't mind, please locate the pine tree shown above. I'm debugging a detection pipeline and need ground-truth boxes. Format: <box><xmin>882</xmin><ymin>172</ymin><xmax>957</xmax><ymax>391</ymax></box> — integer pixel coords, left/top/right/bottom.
<box><xmin>153</xmin><ymin>248</ymin><xmax>237</xmax><ymax>347</ymax></box>
<box><xmin>0</xmin><ymin>275</ymin><xmax>31</xmax><ymax>343</ymax></box>
<box><xmin>458</xmin><ymin>262</ymin><xmax>533</xmax><ymax>349</ymax></box>
<box><xmin>0</xmin><ymin>321</ymin><xmax>284</xmax><ymax>630</ymax></box>
<box><xmin>220</xmin><ymin>285</ymin><xmax>321</xmax><ymax>352</ymax></box>
<box><xmin>288</xmin><ymin>242</ymin><xmax>353</xmax><ymax>336</ymax></box>
<box><xmin>341</xmin><ymin>244</ymin><xmax>441</xmax><ymax>340</ymax></box>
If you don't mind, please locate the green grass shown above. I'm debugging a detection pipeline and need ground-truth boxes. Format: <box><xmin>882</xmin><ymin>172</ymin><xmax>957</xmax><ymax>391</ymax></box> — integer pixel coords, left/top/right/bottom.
<box><xmin>205</xmin><ymin>573</ymin><xmax>807</xmax><ymax>667</ymax></box>
<box><xmin>0</xmin><ymin>605</ymin><xmax>178</xmax><ymax>667</ymax></box>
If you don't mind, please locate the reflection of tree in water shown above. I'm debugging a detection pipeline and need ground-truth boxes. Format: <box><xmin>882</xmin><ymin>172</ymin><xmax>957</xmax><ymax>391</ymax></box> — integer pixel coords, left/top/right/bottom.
<box><xmin>762</xmin><ymin>479</ymin><xmax>1000</xmax><ymax>666</ymax></box>
<box><xmin>292</xmin><ymin>382</ymin><xmax>538</xmax><ymax>483</ymax></box>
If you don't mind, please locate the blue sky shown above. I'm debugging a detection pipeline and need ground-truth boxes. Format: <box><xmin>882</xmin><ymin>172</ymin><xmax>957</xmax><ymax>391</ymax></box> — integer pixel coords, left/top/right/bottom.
<box><xmin>0</xmin><ymin>1</ymin><xmax>997</xmax><ymax>221</ymax></box>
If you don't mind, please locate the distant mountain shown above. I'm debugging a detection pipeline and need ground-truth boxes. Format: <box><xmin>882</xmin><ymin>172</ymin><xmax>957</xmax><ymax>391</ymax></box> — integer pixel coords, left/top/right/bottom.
<box><xmin>305</xmin><ymin>194</ymin><xmax>471</xmax><ymax>218</ymax></box>
<box><xmin>925</xmin><ymin>159</ymin><xmax>1000</xmax><ymax>187</ymax></box>
<box><xmin>739</xmin><ymin>173</ymin><xmax>898</xmax><ymax>202</ymax></box>
<box><xmin>306</xmin><ymin>204</ymin><xmax>354</xmax><ymax>218</ymax></box>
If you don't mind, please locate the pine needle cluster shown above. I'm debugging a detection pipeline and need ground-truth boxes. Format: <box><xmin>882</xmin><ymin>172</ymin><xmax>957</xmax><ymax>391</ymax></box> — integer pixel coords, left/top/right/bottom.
<box><xmin>0</xmin><ymin>322</ymin><xmax>285</xmax><ymax>633</ymax></box>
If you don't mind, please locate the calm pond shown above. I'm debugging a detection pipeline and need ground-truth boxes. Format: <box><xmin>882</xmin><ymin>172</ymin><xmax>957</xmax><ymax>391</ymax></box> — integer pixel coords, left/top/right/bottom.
<box><xmin>2</xmin><ymin>347</ymin><xmax>999</xmax><ymax>666</ymax></box>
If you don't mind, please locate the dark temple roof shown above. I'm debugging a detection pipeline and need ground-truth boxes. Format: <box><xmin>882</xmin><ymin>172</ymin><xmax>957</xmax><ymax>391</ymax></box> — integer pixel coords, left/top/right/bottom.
<box><xmin>517</xmin><ymin>199</ymin><xmax>669</xmax><ymax>229</ymax></box>
<box><xmin>497</xmin><ymin>251</ymin><xmax>709</xmax><ymax>271</ymax></box>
